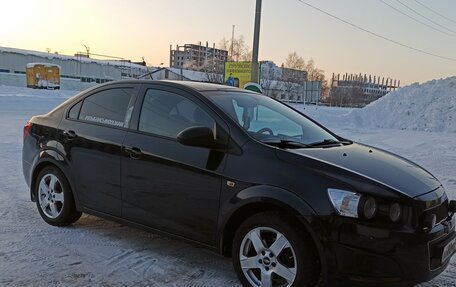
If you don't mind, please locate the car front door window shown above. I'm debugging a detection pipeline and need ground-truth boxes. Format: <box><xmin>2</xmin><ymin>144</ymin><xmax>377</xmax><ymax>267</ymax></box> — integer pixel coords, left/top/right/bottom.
<box><xmin>139</xmin><ymin>89</ymin><xmax>215</xmax><ymax>138</ymax></box>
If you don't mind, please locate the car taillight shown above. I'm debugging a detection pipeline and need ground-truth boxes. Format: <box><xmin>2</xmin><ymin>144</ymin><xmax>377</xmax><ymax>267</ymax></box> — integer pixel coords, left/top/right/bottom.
<box><xmin>23</xmin><ymin>122</ymin><xmax>32</xmax><ymax>140</ymax></box>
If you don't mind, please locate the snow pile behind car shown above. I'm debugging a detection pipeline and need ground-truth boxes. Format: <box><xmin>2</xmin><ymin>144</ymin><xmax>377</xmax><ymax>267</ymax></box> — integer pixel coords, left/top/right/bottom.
<box><xmin>350</xmin><ymin>76</ymin><xmax>456</xmax><ymax>133</ymax></box>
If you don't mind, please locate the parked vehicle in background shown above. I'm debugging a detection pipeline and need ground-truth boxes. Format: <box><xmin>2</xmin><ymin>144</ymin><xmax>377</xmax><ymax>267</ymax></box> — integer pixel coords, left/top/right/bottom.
<box><xmin>26</xmin><ymin>63</ymin><xmax>60</xmax><ymax>89</ymax></box>
<box><xmin>22</xmin><ymin>80</ymin><xmax>456</xmax><ymax>286</ymax></box>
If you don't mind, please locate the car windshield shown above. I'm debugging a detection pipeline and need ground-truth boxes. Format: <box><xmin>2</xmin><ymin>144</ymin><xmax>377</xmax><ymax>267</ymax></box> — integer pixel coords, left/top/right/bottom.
<box><xmin>205</xmin><ymin>91</ymin><xmax>340</xmax><ymax>147</ymax></box>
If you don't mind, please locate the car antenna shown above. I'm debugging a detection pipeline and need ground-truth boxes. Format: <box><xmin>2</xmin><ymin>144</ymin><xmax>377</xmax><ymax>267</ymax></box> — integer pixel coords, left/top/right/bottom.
<box><xmin>137</xmin><ymin>57</ymin><xmax>154</xmax><ymax>80</ymax></box>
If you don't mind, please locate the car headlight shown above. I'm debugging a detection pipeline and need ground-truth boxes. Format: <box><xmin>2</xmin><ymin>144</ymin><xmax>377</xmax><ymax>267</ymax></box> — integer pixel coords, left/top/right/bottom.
<box><xmin>361</xmin><ymin>196</ymin><xmax>378</xmax><ymax>219</ymax></box>
<box><xmin>328</xmin><ymin>188</ymin><xmax>405</xmax><ymax>222</ymax></box>
<box><xmin>327</xmin><ymin>188</ymin><xmax>361</xmax><ymax>218</ymax></box>
<box><xmin>389</xmin><ymin>203</ymin><xmax>402</xmax><ymax>222</ymax></box>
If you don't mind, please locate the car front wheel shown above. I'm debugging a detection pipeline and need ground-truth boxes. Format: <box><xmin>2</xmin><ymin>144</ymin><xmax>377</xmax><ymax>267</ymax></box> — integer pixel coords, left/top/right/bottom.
<box><xmin>232</xmin><ymin>212</ymin><xmax>319</xmax><ymax>287</ymax></box>
<box><xmin>35</xmin><ymin>166</ymin><xmax>81</xmax><ymax>226</ymax></box>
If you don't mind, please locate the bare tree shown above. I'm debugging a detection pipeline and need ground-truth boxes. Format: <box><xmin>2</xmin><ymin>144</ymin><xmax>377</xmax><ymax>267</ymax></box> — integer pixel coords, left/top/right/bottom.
<box><xmin>219</xmin><ymin>35</ymin><xmax>252</xmax><ymax>62</ymax></box>
<box><xmin>201</xmin><ymin>58</ymin><xmax>224</xmax><ymax>84</ymax></box>
<box><xmin>284</xmin><ymin>52</ymin><xmax>305</xmax><ymax>70</ymax></box>
<box><xmin>304</xmin><ymin>59</ymin><xmax>329</xmax><ymax>97</ymax></box>
<box><xmin>285</xmin><ymin>52</ymin><xmax>330</xmax><ymax>98</ymax></box>
<box><xmin>218</xmin><ymin>37</ymin><xmax>230</xmax><ymax>53</ymax></box>
<box><xmin>183</xmin><ymin>58</ymin><xmax>224</xmax><ymax>84</ymax></box>
<box><xmin>183</xmin><ymin>57</ymin><xmax>223</xmax><ymax>73</ymax></box>
<box><xmin>282</xmin><ymin>52</ymin><xmax>332</xmax><ymax>101</ymax></box>
<box><xmin>183</xmin><ymin>60</ymin><xmax>199</xmax><ymax>70</ymax></box>
<box><xmin>283</xmin><ymin>52</ymin><xmax>307</xmax><ymax>85</ymax></box>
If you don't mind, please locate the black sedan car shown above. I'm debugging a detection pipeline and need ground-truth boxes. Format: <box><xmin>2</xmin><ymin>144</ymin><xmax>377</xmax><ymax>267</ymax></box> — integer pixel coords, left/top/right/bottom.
<box><xmin>23</xmin><ymin>80</ymin><xmax>455</xmax><ymax>287</ymax></box>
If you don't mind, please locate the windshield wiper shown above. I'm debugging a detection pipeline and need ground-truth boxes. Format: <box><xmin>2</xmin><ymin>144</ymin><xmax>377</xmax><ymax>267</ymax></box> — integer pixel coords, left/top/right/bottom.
<box><xmin>262</xmin><ymin>138</ymin><xmax>352</xmax><ymax>149</ymax></box>
<box><xmin>307</xmin><ymin>139</ymin><xmax>353</xmax><ymax>147</ymax></box>
<box><xmin>307</xmin><ymin>139</ymin><xmax>342</xmax><ymax>147</ymax></box>
<box><xmin>261</xmin><ymin>139</ymin><xmax>311</xmax><ymax>149</ymax></box>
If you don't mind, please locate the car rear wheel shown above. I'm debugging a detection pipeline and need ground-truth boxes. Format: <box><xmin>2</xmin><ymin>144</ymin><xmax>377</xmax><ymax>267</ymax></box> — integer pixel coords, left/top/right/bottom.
<box><xmin>232</xmin><ymin>212</ymin><xmax>319</xmax><ymax>287</ymax></box>
<box><xmin>35</xmin><ymin>166</ymin><xmax>81</xmax><ymax>226</ymax></box>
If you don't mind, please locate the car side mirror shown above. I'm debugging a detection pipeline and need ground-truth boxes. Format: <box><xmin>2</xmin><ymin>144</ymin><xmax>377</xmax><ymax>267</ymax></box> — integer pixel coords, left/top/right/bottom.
<box><xmin>177</xmin><ymin>126</ymin><xmax>225</xmax><ymax>149</ymax></box>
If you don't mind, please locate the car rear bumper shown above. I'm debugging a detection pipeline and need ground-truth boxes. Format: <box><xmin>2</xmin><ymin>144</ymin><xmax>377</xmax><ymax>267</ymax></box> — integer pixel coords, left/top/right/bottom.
<box><xmin>325</xmin><ymin>217</ymin><xmax>455</xmax><ymax>286</ymax></box>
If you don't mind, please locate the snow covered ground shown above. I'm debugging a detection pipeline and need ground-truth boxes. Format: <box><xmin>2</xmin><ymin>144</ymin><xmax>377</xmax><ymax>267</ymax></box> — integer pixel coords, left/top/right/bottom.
<box><xmin>0</xmin><ymin>84</ymin><xmax>455</xmax><ymax>286</ymax></box>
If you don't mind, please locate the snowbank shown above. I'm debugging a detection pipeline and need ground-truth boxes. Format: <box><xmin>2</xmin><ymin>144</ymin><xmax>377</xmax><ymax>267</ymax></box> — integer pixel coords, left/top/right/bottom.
<box><xmin>349</xmin><ymin>77</ymin><xmax>456</xmax><ymax>133</ymax></box>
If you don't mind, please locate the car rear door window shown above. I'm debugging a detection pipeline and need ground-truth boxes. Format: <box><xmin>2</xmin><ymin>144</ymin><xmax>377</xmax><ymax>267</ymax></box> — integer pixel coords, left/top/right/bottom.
<box><xmin>79</xmin><ymin>88</ymin><xmax>134</xmax><ymax>128</ymax></box>
<box><xmin>139</xmin><ymin>89</ymin><xmax>214</xmax><ymax>138</ymax></box>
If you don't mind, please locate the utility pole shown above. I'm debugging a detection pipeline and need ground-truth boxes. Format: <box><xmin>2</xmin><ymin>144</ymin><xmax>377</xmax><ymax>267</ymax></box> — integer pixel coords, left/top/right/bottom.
<box><xmin>251</xmin><ymin>0</ymin><xmax>262</xmax><ymax>83</ymax></box>
<box><xmin>230</xmin><ymin>25</ymin><xmax>235</xmax><ymax>61</ymax></box>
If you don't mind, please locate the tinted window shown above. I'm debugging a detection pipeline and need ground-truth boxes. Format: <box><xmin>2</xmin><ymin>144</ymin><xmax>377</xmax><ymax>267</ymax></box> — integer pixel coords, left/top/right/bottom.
<box><xmin>232</xmin><ymin>104</ymin><xmax>302</xmax><ymax>136</ymax></box>
<box><xmin>79</xmin><ymin>88</ymin><xmax>134</xmax><ymax>128</ymax></box>
<box><xmin>68</xmin><ymin>101</ymin><xmax>82</xmax><ymax>119</ymax></box>
<box><xmin>139</xmin><ymin>89</ymin><xmax>214</xmax><ymax>138</ymax></box>
<box><xmin>206</xmin><ymin>91</ymin><xmax>338</xmax><ymax>145</ymax></box>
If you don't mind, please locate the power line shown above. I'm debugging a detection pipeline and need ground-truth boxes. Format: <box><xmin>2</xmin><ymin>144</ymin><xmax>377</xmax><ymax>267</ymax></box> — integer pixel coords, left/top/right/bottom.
<box><xmin>295</xmin><ymin>0</ymin><xmax>456</xmax><ymax>62</ymax></box>
<box><xmin>379</xmin><ymin>0</ymin><xmax>456</xmax><ymax>38</ymax></box>
<box><xmin>395</xmin><ymin>0</ymin><xmax>456</xmax><ymax>35</ymax></box>
<box><xmin>414</xmin><ymin>0</ymin><xmax>456</xmax><ymax>25</ymax></box>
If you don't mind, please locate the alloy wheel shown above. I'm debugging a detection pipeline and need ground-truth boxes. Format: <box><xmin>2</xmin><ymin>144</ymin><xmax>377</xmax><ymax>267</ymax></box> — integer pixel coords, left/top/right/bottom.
<box><xmin>239</xmin><ymin>227</ymin><xmax>297</xmax><ymax>287</ymax></box>
<box><xmin>37</xmin><ymin>174</ymin><xmax>64</xmax><ymax>219</ymax></box>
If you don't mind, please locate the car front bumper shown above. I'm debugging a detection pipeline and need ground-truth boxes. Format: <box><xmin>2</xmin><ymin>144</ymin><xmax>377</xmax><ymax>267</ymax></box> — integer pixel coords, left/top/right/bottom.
<box><xmin>324</xmin><ymin>216</ymin><xmax>456</xmax><ymax>286</ymax></box>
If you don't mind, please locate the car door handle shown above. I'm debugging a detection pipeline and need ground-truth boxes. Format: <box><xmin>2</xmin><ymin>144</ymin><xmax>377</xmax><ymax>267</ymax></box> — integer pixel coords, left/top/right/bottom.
<box><xmin>124</xmin><ymin>146</ymin><xmax>142</xmax><ymax>159</ymax></box>
<box><xmin>63</xmin><ymin>130</ymin><xmax>77</xmax><ymax>140</ymax></box>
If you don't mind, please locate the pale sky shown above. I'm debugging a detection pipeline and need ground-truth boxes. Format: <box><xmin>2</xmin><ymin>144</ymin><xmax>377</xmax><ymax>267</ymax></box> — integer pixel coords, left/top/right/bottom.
<box><xmin>1</xmin><ymin>0</ymin><xmax>455</xmax><ymax>85</ymax></box>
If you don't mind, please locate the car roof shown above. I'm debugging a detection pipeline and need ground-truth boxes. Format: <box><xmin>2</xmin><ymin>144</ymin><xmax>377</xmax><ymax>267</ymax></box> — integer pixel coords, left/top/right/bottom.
<box><xmin>102</xmin><ymin>79</ymin><xmax>256</xmax><ymax>94</ymax></box>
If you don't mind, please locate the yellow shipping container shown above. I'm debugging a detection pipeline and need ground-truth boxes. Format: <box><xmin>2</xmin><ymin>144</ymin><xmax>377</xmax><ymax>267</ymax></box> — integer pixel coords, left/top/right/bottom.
<box><xmin>26</xmin><ymin>63</ymin><xmax>61</xmax><ymax>89</ymax></box>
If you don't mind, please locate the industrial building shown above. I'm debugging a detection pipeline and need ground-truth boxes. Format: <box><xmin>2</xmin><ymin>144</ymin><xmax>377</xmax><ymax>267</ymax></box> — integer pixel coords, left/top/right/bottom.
<box><xmin>329</xmin><ymin>73</ymin><xmax>400</xmax><ymax>107</ymax></box>
<box><xmin>0</xmin><ymin>46</ymin><xmax>149</xmax><ymax>90</ymax></box>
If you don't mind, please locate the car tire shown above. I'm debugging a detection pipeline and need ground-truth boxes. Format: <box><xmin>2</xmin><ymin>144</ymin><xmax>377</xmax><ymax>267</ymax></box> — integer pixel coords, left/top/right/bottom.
<box><xmin>232</xmin><ymin>212</ymin><xmax>319</xmax><ymax>287</ymax></box>
<box><xmin>35</xmin><ymin>166</ymin><xmax>82</xmax><ymax>226</ymax></box>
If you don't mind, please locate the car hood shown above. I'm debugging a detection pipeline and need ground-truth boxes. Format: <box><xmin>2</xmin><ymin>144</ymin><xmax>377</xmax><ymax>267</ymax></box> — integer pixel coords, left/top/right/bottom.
<box><xmin>280</xmin><ymin>142</ymin><xmax>441</xmax><ymax>198</ymax></box>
